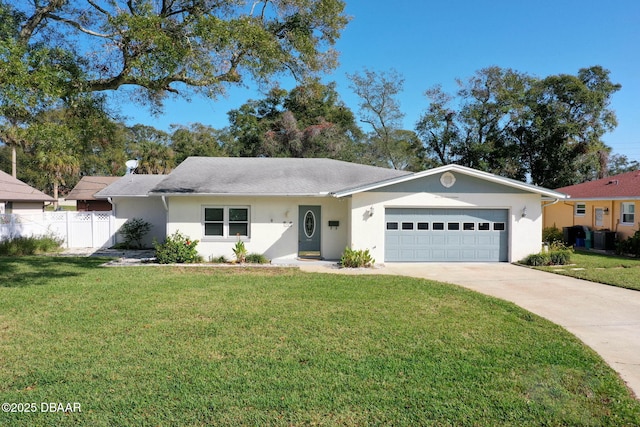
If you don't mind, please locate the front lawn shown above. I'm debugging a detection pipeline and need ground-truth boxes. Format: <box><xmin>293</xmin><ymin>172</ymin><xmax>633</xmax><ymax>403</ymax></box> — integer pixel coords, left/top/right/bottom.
<box><xmin>1</xmin><ymin>257</ymin><xmax>639</xmax><ymax>426</ymax></box>
<box><xmin>536</xmin><ymin>251</ymin><xmax>640</xmax><ymax>291</ymax></box>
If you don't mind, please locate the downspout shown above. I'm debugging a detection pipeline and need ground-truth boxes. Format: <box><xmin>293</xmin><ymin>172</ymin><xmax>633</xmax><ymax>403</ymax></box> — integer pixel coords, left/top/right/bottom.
<box><xmin>541</xmin><ymin>198</ymin><xmax>561</xmax><ymax>208</ymax></box>
<box><xmin>107</xmin><ymin>197</ymin><xmax>115</xmax><ymax>216</ymax></box>
<box><xmin>107</xmin><ymin>197</ymin><xmax>116</xmax><ymax>247</ymax></box>
<box><xmin>161</xmin><ymin>196</ymin><xmax>169</xmax><ymax>244</ymax></box>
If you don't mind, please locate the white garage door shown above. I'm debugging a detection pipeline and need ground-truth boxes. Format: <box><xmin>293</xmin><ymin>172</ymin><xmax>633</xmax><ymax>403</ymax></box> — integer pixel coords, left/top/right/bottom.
<box><xmin>385</xmin><ymin>208</ymin><xmax>509</xmax><ymax>262</ymax></box>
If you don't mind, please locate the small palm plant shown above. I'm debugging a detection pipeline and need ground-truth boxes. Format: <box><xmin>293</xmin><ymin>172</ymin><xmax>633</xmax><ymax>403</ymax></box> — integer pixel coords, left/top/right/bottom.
<box><xmin>232</xmin><ymin>234</ymin><xmax>248</xmax><ymax>263</ymax></box>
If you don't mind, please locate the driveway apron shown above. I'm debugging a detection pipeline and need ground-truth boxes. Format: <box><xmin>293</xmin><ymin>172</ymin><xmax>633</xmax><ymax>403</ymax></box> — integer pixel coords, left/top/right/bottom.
<box><xmin>299</xmin><ymin>262</ymin><xmax>640</xmax><ymax>399</ymax></box>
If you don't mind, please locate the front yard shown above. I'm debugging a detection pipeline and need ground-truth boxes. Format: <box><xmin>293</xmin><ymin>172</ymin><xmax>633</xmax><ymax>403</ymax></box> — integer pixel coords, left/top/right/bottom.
<box><xmin>1</xmin><ymin>257</ymin><xmax>639</xmax><ymax>426</ymax></box>
<box><xmin>536</xmin><ymin>251</ymin><xmax>640</xmax><ymax>291</ymax></box>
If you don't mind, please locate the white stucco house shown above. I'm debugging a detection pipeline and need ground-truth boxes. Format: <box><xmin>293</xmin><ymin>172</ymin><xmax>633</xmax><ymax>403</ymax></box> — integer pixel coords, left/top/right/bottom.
<box><xmin>96</xmin><ymin>157</ymin><xmax>567</xmax><ymax>263</ymax></box>
<box><xmin>94</xmin><ymin>174</ymin><xmax>168</xmax><ymax>248</ymax></box>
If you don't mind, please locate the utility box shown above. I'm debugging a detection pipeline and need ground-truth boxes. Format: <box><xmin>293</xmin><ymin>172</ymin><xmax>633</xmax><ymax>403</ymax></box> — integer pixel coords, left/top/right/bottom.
<box><xmin>593</xmin><ymin>231</ymin><xmax>616</xmax><ymax>250</ymax></box>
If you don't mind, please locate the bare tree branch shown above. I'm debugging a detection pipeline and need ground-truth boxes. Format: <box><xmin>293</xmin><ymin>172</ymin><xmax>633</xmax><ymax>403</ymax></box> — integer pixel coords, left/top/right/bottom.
<box><xmin>47</xmin><ymin>14</ymin><xmax>114</xmax><ymax>38</ymax></box>
<box><xmin>19</xmin><ymin>0</ymin><xmax>65</xmax><ymax>43</ymax></box>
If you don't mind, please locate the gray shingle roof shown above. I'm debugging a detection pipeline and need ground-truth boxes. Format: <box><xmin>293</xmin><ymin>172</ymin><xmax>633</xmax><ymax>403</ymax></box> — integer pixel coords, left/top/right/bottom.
<box><xmin>149</xmin><ymin>157</ymin><xmax>411</xmax><ymax>196</ymax></box>
<box><xmin>94</xmin><ymin>174</ymin><xmax>167</xmax><ymax>198</ymax></box>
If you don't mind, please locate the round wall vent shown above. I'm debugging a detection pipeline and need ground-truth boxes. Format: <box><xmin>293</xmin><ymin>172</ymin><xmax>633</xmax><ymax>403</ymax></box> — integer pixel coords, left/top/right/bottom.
<box><xmin>440</xmin><ymin>172</ymin><xmax>456</xmax><ymax>188</ymax></box>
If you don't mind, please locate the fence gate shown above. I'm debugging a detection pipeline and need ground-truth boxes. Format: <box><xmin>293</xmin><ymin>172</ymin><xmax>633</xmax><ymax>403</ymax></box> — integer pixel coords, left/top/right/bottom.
<box><xmin>0</xmin><ymin>211</ymin><xmax>114</xmax><ymax>248</ymax></box>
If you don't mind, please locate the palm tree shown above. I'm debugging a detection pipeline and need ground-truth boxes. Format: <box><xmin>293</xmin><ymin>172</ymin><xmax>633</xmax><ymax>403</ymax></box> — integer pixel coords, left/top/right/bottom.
<box><xmin>32</xmin><ymin>124</ymin><xmax>80</xmax><ymax>209</ymax></box>
<box><xmin>135</xmin><ymin>140</ymin><xmax>175</xmax><ymax>174</ymax></box>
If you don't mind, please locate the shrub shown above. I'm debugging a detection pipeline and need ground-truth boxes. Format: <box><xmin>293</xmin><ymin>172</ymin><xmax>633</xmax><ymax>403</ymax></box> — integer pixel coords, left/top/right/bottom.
<box><xmin>616</xmin><ymin>230</ymin><xmax>640</xmax><ymax>257</ymax></box>
<box><xmin>0</xmin><ymin>235</ymin><xmax>63</xmax><ymax>256</ymax></box>
<box><xmin>340</xmin><ymin>247</ymin><xmax>375</xmax><ymax>268</ymax></box>
<box><xmin>118</xmin><ymin>218</ymin><xmax>152</xmax><ymax>249</ymax></box>
<box><xmin>245</xmin><ymin>253</ymin><xmax>270</xmax><ymax>264</ymax></box>
<box><xmin>232</xmin><ymin>237</ymin><xmax>248</xmax><ymax>263</ymax></box>
<box><xmin>521</xmin><ymin>247</ymin><xmax>572</xmax><ymax>266</ymax></box>
<box><xmin>522</xmin><ymin>252</ymin><xmax>551</xmax><ymax>266</ymax></box>
<box><xmin>154</xmin><ymin>231</ymin><xmax>202</xmax><ymax>264</ymax></box>
<box><xmin>210</xmin><ymin>255</ymin><xmax>228</xmax><ymax>263</ymax></box>
<box><xmin>542</xmin><ymin>225</ymin><xmax>564</xmax><ymax>245</ymax></box>
<box><xmin>549</xmin><ymin>248</ymin><xmax>572</xmax><ymax>265</ymax></box>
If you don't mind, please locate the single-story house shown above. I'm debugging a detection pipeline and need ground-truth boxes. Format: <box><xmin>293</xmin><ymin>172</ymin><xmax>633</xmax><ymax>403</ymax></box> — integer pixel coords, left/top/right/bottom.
<box><xmin>94</xmin><ymin>174</ymin><xmax>167</xmax><ymax>247</ymax></box>
<box><xmin>0</xmin><ymin>169</ymin><xmax>55</xmax><ymax>214</ymax></box>
<box><xmin>543</xmin><ymin>170</ymin><xmax>640</xmax><ymax>243</ymax></box>
<box><xmin>97</xmin><ymin>157</ymin><xmax>567</xmax><ymax>262</ymax></box>
<box><xmin>65</xmin><ymin>176</ymin><xmax>119</xmax><ymax>211</ymax></box>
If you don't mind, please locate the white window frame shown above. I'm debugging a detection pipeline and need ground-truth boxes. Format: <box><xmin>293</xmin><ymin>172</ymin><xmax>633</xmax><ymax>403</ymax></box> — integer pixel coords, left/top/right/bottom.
<box><xmin>575</xmin><ymin>203</ymin><xmax>586</xmax><ymax>216</ymax></box>
<box><xmin>621</xmin><ymin>202</ymin><xmax>635</xmax><ymax>225</ymax></box>
<box><xmin>202</xmin><ymin>206</ymin><xmax>250</xmax><ymax>240</ymax></box>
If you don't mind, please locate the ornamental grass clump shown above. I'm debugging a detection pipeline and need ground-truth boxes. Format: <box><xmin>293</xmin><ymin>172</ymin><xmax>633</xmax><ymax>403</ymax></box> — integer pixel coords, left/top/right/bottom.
<box><xmin>154</xmin><ymin>231</ymin><xmax>202</xmax><ymax>264</ymax></box>
<box><xmin>522</xmin><ymin>243</ymin><xmax>572</xmax><ymax>266</ymax></box>
<box><xmin>0</xmin><ymin>235</ymin><xmax>63</xmax><ymax>256</ymax></box>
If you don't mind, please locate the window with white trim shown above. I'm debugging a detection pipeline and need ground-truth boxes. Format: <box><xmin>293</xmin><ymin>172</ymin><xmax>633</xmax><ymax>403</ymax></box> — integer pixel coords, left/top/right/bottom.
<box><xmin>203</xmin><ymin>206</ymin><xmax>250</xmax><ymax>238</ymax></box>
<box><xmin>621</xmin><ymin>202</ymin><xmax>635</xmax><ymax>225</ymax></box>
<box><xmin>575</xmin><ymin>203</ymin><xmax>586</xmax><ymax>216</ymax></box>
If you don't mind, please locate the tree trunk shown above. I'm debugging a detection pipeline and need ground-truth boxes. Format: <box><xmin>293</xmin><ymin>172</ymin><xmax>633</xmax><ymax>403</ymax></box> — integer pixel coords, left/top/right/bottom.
<box><xmin>53</xmin><ymin>181</ymin><xmax>59</xmax><ymax>210</ymax></box>
<box><xmin>11</xmin><ymin>145</ymin><xmax>16</xmax><ymax>178</ymax></box>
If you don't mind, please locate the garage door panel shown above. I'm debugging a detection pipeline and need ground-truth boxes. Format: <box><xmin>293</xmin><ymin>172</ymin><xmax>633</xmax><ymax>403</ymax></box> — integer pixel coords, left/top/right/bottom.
<box><xmin>461</xmin><ymin>235</ymin><xmax>476</xmax><ymax>245</ymax></box>
<box><xmin>385</xmin><ymin>208</ymin><xmax>508</xmax><ymax>262</ymax></box>
<box><xmin>400</xmin><ymin>235</ymin><xmax>416</xmax><ymax>245</ymax></box>
<box><xmin>386</xmin><ymin>235</ymin><xmax>400</xmax><ymax>245</ymax></box>
<box><xmin>416</xmin><ymin>236</ymin><xmax>430</xmax><ymax>245</ymax></box>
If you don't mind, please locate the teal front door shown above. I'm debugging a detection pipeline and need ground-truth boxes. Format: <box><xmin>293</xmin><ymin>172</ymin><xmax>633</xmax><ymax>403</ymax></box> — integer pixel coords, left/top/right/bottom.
<box><xmin>299</xmin><ymin>205</ymin><xmax>321</xmax><ymax>258</ymax></box>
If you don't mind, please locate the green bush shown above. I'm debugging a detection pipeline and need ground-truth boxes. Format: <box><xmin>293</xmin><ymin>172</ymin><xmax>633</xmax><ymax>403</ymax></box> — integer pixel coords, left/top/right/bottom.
<box><xmin>210</xmin><ymin>255</ymin><xmax>228</xmax><ymax>263</ymax></box>
<box><xmin>549</xmin><ymin>248</ymin><xmax>572</xmax><ymax>265</ymax></box>
<box><xmin>0</xmin><ymin>235</ymin><xmax>63</xmax><ymax>256</ymax></box>
<box><xmin>522</xmin><ymin>247</ymin><xmax>572</xmax><ymax>266</ymax></box>
<box><xmin>522</xmin><ymin>252</ymin><xmax>551</xmax><ymax>266</ymax></box>
<box><xmin>118</xmin><ymin>218</ymin><xmax>152</xmax><ymax>249</ymax></box>
<box><xmin>154</xmin><ymin>231</ymin><xmax>202</xmax><ymax>264</ymax></box>
<box><xmin>542</xmin><ymin>225</ymin><xmax>564</xmax><ymax>245</ymax></box>
<box><xmin>245</xmin><ymin>253</ymin><xmax>270</xmax><ymax>264</ymax></box>
<box><xmin>340</xmin><ymin>247</ymin><xmax>375</xmax><ymax>268</ymax></box>
<box><xmin>616</xmin><ymin>230</ymin><xmax>640</xmax><ymax>257</ymax></box>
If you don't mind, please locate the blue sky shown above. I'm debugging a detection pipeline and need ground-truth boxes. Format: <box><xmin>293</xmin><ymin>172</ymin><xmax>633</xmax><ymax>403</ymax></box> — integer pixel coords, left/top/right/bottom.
<box><xmin>120</xmin><ymin>0</ymin><xmax>640</xmax><ymax>162</ymax></box>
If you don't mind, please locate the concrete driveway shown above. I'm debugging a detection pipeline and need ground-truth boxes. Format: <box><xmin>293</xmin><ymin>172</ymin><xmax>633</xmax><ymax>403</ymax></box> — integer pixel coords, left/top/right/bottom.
<box><xmin>299</xmin><ymin>262</ymin><xmax>640</xmax><ymax>399</ymax></box>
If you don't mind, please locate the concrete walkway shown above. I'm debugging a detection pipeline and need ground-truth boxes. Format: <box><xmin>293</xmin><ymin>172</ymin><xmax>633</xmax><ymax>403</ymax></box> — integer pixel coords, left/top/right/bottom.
<box><xmin>298</xmin><ymin>262</ymin><xmax>640</xmax><ymax>399</ymax></box>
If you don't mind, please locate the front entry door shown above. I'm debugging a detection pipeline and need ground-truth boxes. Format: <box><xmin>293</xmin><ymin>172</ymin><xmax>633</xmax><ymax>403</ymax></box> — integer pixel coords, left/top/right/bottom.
<box><xmin>299</xmin><ymin>205</ymin><xmax>321</xmax><ymax>258</ymax></box>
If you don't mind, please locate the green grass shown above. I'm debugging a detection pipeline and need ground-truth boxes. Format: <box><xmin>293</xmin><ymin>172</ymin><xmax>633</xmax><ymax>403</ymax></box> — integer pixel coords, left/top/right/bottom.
<box><xmin>1</xmin><ymin>257</ymin><xmax>639</xmax><ymax>426</ymax></box>
<box><xmin>536</xmin><ymin>251</ymin><xmax>640</xmax><ymax>291</ymax></box>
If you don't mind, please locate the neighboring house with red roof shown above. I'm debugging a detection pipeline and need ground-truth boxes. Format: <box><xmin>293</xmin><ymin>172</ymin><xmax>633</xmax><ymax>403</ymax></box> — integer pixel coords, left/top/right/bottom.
<box><xmin>0</xmin><ymin>169</ymin><xmax>55</xmax><ymax>214</ymax></box>
<box><xmin>65</xmin><ymin>176</ymin><xmax>119</xmax><ymax>211</ymax></box>
<box><xmin>543</xmin><ymin>170</ymin><xmax>640</xmax><ymax>242</ymax></box>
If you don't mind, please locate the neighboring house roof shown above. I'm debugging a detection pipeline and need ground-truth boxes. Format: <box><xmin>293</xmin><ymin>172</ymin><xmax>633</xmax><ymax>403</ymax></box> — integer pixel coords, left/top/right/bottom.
<box><xmin>333</xmin><ymin>164</ymin><xmax>569</xmax><ymax>199</ymax></box>
<box><xmin>0</xmin><ymin>169</ymin><xmax>55</xmax><ymax>202</ymax></box>
<box><xmin>555</xmin><ymin>170</ymin><xmax>640</xmax><ymax>200</ymax></box>
<box><xmin>65</xmin><ymin>176</ymin><xmax>120</xmax><ymax>201</ymax></box>
<box><xmin>94</xmin><ymin>174</ymin><xmax>167</xmax><ymax>198</ymax></box>
<box><xmin>148</xmin><ymin>157</ymin><xmax>412</xmax><ymax>196</ymax></box>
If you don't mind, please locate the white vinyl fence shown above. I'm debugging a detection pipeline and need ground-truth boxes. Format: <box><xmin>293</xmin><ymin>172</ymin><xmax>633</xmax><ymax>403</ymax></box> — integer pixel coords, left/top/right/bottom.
<box><xmin>0</xmin><ymin>211</ymin><xmax>115</xmax><ymax>248</ymax></box>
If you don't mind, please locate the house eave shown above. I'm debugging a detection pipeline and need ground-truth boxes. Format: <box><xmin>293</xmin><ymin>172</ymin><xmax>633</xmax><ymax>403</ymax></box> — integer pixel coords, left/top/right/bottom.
<box><xmin>558</xmin><ymin>196</ymin><xmax>640</xmax><ymax>202</ymax></box>
<box><xmin>333</xmin><ymin>164</ymin><xmax>569</xmax><ymax>200</ymax></box>
<box><xmin>147</xmin><ymin>192</ymin><xmax>333</xmax><ymax>198</ymax></box>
